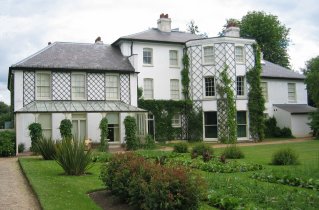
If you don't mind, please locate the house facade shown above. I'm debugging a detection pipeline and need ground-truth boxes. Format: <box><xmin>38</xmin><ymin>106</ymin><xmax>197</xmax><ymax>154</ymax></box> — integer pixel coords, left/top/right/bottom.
<box><xmin>8</xmin><ymin>42</ymin><xmax>146</xmax><ymax>150</ymax></box>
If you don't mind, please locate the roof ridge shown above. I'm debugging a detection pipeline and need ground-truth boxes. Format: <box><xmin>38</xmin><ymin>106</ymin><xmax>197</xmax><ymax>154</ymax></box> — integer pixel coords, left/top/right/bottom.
<box><xmin>54</xmin><ymin>41</ymin><xmax>111</xmax><ymax>46</ymax></box>
<box><xmin>121</xmin><ymin>28</ymin><xmax>154</xmax><ymax>38</ymax></box>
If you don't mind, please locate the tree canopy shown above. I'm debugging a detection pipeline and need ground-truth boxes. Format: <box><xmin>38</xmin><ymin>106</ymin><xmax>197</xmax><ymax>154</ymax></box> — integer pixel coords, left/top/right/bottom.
<box><xmin>240</xmin><ymin>11</ymin><xmax>291</xmax><ymax>68</ymax></box>
<box><xmin>303</xmin><ymin>56</ymin><xmax>319</xmax><ymax>107</ymax></box>
<box><xmin>186</xmin><ymin>20</ymin><xmax>208</xmax><ymax>37</ymax></box>
<box><xmin>0</xmin><ymin>101</ymin><xmax>11</xmax><ymax>128</ymax></box>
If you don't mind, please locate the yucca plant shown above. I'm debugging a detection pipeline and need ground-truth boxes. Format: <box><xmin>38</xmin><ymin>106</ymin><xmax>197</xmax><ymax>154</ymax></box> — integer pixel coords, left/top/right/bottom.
<box><xmin>55</xmin><ymin>138</ymin><xmax>93</xmax><ymax>175</ymax></box>
<box><xmin>36</xmin><ymin>137</ymin><xmax>56</xmax><ymax>160</ymax></box>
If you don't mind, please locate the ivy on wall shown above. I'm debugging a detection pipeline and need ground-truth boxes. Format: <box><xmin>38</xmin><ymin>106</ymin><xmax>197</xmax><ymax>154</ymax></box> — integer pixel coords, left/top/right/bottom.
<box><xmin>247</xmin><ymin>44</ymin><xmax>266</xmax><ymax>141</ymax></box>
<box><xmin>181</xmin><ymin>51</ymin><xmax>190</xmax><ymax>99</ymax></box>
<box><xmin>217</xmin><ymin>65</ymin><xmax>237</xmax><ymax>143</ymax></box>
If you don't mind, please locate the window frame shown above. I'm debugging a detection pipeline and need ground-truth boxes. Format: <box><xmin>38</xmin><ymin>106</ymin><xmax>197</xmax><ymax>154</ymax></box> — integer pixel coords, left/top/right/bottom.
<box><xmin>236</xmin><ymin>76</ymin><xmax>245</xmax><ymax>96</ymax></box>
<box><xmin>169</xmin><ymin>50</ymin><xmax>179</xmax><ymax>67</ymax></box>
<box><xmin>170</xmin><ymin>79</ymin><xmax>180</xmax><ymax>100</ymax></box>
<box><xmin>204</xmin><ymin>111</ymin><xmax>218</xmax><ymax>139</ymax></box>
<box><xmin>288</xmin><ymin>83</ymin><xmax>296</xmax><ymax>103</ymax></box>
<box><xmin>143</xmin><ymin>78</ymin><xmax>154</xmax><ymax>99</ymax></box>
<box><xmin>36</xmin><ymin>72</ymin><xmax>51</xmax><ymax>100</ymax></box>
<box><xmin>235</xmin><ymin>45</ymin><xmax>245</xmax><ymax>64</ymax></box>
<box><xmin>172</xmin><ymin>113</ymin><xmax>181</xmax><ymax>128</ymax></box>
<box><xmin>261</xmin><ymin>82</ymin><xmax>268</xmax><ymax>102</ymax></box>
<box><xmin>143</xmin><ymin>48</ymin><xmax>153</xmax><ymax>66</ymax></box>
<box><xmin>71</xmin><ymin>72</ymin><xmax>86</xmax><ymax>100</ymax></box>
<box><xmin>105</xmin><ymin>74</ymin><xmax>120</xmax><ymax>100</ymax></box>
<box><xmin>237</xmin><ymin>111</ymin><xmax>247</xmax><ymax>138</ymax></box>
<box><xmin>203</xmin><ymin>46</ymin><xmax>215</xmax><ymax>65</ymax></box>
<box><xmin>37</xmin><ymin>113</ymin><xmax>52</xmax><ymax>139</ymax></box>
<box><xmin>204</xmin><ymin>76</ymin><xmax>215</xmax><ymax>98</ymax></box>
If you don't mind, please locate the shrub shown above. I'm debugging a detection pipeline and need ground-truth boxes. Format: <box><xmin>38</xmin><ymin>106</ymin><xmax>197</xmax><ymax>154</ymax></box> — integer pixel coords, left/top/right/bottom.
<box><xmin>309</xmin><ymin>109</ymin><xmax>319</xmax><ymax>139</ymax></box>
<box><xmin>18</xmin><ymin>143</ymin><xmax>25</xmax><ymax>153</ymax></box>
<box><xmin>191</xmin><ymin>143</ymin><xmax>213</xmax><ymax>158</ymax></box>
<box><xmin>280</xmin><ymin>127</ymin><xmax>293</xmax><ymax>137</ymax></box>
<box><xmin>124</xmin><ymin>116</ymin><xmax>139</xmax><ymax>150</ymax></box>
<box><xmin>271</xmin><ymin>148</ymin><xmax>299</xmax><ymax>165</ymax></box>
<box><xmin>143</xmin><ymin>135</ymin><xmax>156</xmax><ymax>149</ymax></box>
<box><xmin>59</xmin><ymin>119</ymin><xmax>72</xmax><ymax>139</ymax></box>
<box><xmin>173</xmin><ymin>142</ymin><xmax>188</xmax><ymax>153</ymax></box>
<box><xmin>0</xmin><ymin>130</ymin><xmax>15</xmax><ymax>157</ymax></box>
<box><xmin>35</xmin><ymin>138</ymin><xmax>56</xmax><ymax>160</ymax></box>
<box><xmin>28</xmin><ymin>123</ymin><xmax>42</xmax><ymax>152</ymax></box>
<box><xmin>222</xmin><ymin>145</ymin><xmax>245</xmax><ymax>159</ymax></box>
<box><xmin>100</xmin><ymin>153</ymin><xmax>204</xmax><ymax>210</ymax></box>
<box><xmin>99</xmin><ymin>117</ymin><xmax>108</xmax><ymax>152</ymax></box>
<box><xmin>265</xmin><ymin>117</ymin><xmax>293</xmax><ymax>138</ymax></box>
<box><xmin>55</xmin><ymin>139</ymin><xmax>93</xmax><ymax>175</ymax></box>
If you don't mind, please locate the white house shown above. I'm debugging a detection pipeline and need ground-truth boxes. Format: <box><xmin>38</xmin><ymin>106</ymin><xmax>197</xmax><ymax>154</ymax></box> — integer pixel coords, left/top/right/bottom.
<box><xmin>8</xmin><ymin>41</ymin><xmax>146</xmax><ymax>151</ymax></box>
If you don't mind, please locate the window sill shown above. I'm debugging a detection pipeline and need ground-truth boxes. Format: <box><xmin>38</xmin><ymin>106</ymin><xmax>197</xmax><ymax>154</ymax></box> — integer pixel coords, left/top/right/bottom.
<box><xmin>36</xmin><ymin>98</ymin><xmax>51</xmax><ymax>100</ymax></box>
<box><xmin>169</xmin><ymin>66</ymin><xmax>180</xmax><ymax>69</ymax></box>
<box><xmin>288</xmin><ymin>100</ymin><xmax>297</xmax><ymax>103</ymax></box>
<box><xmin>172</xmin><ymin>125</ymin><xmax>181</xmax><ymax>128</ymax></box>
<box><xmin>202</xmin><ymin>63</ymin><xmax>215</xmax><ymax>66</ymax></box>
<box><xmin>143</xmin><ymin>64</ymin><xmax>154</xmax><ymax>67</ymax></box>
<box><xmin>203</xmin><ymin>96</ymin><xmax>216</xmax><ymax>100</ymax></box>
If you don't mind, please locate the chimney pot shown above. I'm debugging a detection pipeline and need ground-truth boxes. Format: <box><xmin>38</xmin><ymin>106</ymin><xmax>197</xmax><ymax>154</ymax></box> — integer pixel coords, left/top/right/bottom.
<box><xmin>48</xmin><ymin>42</ymin><xmax>51</xmax><ymax>45</ymax></box>
<box><xmin>95</xmin><ymin>36</ymin><xmax>103</xmax><ymax>44</ymax></box>
<box><xmin>157</xmin><ymin>13</ymin><xmax>171</xmax><ymax>32</ymax></box>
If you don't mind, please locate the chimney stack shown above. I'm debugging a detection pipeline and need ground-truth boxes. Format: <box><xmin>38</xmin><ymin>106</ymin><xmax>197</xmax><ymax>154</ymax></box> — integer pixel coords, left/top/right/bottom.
<box><xmin>95</xmin><ymin>36</ymin><xmax>103</xmax><ymax>44</ymax></box>
<box><xmin>157</xmin><ymin>13</ymin><xmax>171</xmax><ymax>32</ymax></box>
<box><xmin>224</xmin><ymin>26</ymin><xmax>240</xmax><ymax>38</ymax></box>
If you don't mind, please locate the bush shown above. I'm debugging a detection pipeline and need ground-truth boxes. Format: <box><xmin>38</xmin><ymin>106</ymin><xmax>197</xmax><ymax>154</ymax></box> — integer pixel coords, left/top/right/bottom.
<box><xmin>0</xmin><ymin>130</ymin><xmax>16</xmax><ymax>157</ymax></box>
<box><xmin>222</xmin><ymin>145</ymin><xmax>245</xmax><ymax>159</ymax></box>
<box><xmin>55</xmin><ymin>139</ymin><xmax>93</xmax><ymax>175</ymax></box>
<box><xmin>265</xmin><ymin>117</ymin><xmax>293</xmax><ymax>138</ymax></box>
<box><xmin>143</xmin><ymin>135</ymin><xmax>156</xmax><ymax>149</ymax></box>
<box><xmin>28</xmin><ymin>123</ymin><xmax>42</xmax><ymax>152</ymax></box>
<box><xmin>100</xmin><ymin>153</ymin><xmax>204</xmax><ymax>210</ymax></box>
<box><xmin>18</xmin><ymin>143</ymin><xmax>25</xmax><ymax>153</ymax></box>
<box><xmin>280</xmin><ymin>127</ymin><xmax>293</xmax><ymax>137</ymax></box>
<box><xmin>309</xmin><ymin>109</ymin><xmax>319</xmax><ymax>139</ymax></box>
<box><xmin>124</xmin><ymin>116</ymin><xmax>139</xmax><ymax>150</ymax></box>
<box><xmin>99</xmin><ymin>117</ymin><xmax>109</xmax><ymax>152</ymax></box>
<box><xmin>191</xmin><ymin>143</ymin><xmax>213</xmax><ymax>158</ymax></box>
<box><xmin>59</xmin><ymin>119</ymin><xmax>72</xmax><ymax>139</ymax></box>
<box><xmin>35</xmin><ymin>138</ymin><xmax>56</xmax><ymax>160</ymax></box>
<box><xmin>173</xmin><ymin>142</ymin><xmax>188</xmax><ymax>153</ymax></box>
<box><xmin>271</xmin><ymin>148</ymin><xmax>299</xmax><ymax>165</ymax></box>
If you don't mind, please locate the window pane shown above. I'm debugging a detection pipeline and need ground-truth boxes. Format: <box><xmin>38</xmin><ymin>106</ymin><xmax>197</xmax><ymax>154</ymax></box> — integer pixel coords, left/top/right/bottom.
<box><xmin>205</xmin><ymin>126</ymin><xmax>217</xmax><ymax>138</ymax></box>
<box><xmin>288</xmin><ymin>83</ymin><xmax>296</xmax><ymax>101</ymax></box>
<box><xmin>204</xmin><ymin>46</ymin><xmax>214</xmax><ymax>64</ymax></box>
<box><xmin>36</xmin><ymin>73</ymin><xmax>51</xmax><ymax>99</ymax></box>
<box><xmin>205</xmin><ymin>77</ymin><xmax>215</xmax><ymax>96</ymax></box>
<box><xmin>106</xmin><ymin>75</ymin><xmax>119</xmax><ymax>99</ymax></box>
<box><xmin>38</xmin><ymin>114</ymin><xmax>52</xmax><ymax>139</ymax></box>
<box><xmin>235</xmin><ymin>46</ymin><xmax>244</xmax><ymax>63</ymax></box>
<box><xmin>237</xmin><ymin>111</ymin><xmax>247</xmax><ymax>137</ymax></box>
<box><xmin>143</xmin><ymin>48</ymin><xmax>153</xmax><ymax>64</ymax></box>
<box><xmin>237</xmin><ymin>125</ymin><xmax>246</xmax><ymax>137</ymax></box>
<box><xmin>169</xmin><ymin>50</ymin><xmax>178</xmax><ymax>66</ymax></box>
<box><xmin>72</xmin><ymin>74</ymin><xmax>86</xmax><ymax>99</ymax></box>
<box><xmin>236</xmin><ymin>76</ymin><xmax>245</xmax><ymax>96</ymax></box>
<box><xmin>204</xmin><ymin>112</ymin><xmax>217</xmax><ymax>125</ymax></box>
<box><xmin>172</xmin><ymin>114</ymin><xmax>181</xmax><ymax>127</ymax></box>
<box><xmin>170</xmin><ymin>79</ymin><xmax>179</xmax><ymax>100</ymax></box>
<box><xmin>237</xmin><ymin>111</ymin><xmax>246</xmax><ymax>124</ymax></box>
<box><xmin>144</xmin><ymin>79</ymin><xmax>153</xmax><ymax>99</ymax></box>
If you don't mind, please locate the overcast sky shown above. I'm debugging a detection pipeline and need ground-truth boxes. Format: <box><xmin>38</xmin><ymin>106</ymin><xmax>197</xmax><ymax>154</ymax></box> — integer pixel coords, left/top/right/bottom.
<box><xmin>1</xmin><ymin>0</ymin><xmax>318</xmax><ymax>105</ymax></box>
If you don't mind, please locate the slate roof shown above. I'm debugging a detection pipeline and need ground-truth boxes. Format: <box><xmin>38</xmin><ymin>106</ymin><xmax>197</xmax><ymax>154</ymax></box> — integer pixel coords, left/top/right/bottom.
<box><xmin>113</xmin><ymin>28</ymin><xmax>202</xmax><ymax>45</ymax></box>
<box><xmin>261</xmin><ymin>60</ymin><xmax>305</xmax><ymax>80</ymax></box>
<box><xmin>10</xmin><ymin>42</ymin><xmax>134</xmax><ymax>72</ymax></box>
<box><xmin>16</xmin><ymin>101</ymin><xmax>146</xmax><ymax>113</ymax></box>
<box><xmin>274</xmin><ymin>104</ymin><xmax>316</xmax><ymax>114</ymax></box>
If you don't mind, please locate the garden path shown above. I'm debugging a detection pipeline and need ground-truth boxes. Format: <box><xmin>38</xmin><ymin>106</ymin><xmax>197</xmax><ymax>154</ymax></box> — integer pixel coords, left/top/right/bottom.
<box><xmin>0</xmin><ymin>157</ymin><xmax>40</xmax><ymax>210</ymax></box>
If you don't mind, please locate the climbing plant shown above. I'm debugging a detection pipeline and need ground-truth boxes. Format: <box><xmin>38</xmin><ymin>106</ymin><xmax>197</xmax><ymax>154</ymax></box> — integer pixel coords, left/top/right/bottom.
<box><xmin>247</xmin><ymin>44</ymin><xmax>266</xmax><ymax>141</ymax></box>
<box><xmin>181</xmin><ymin>51</ymin><xmax>190</xmax><ymax>99</ymax></box>
<box><xmin>59</xmin><ymin>119</ymin><xmax>73</xmax><ymax>140</ymax></box>
<box><xmin>124</xmin><ymin>116</ymin><xmax>139</xmax><ymax>150</ymax></box>
<box><xmin>99</xmin><ymin>117</ymin><xmax>109</xmax><ymax>152</ymax></box>
<box><xmin>216</xmin><ymin>65</ymin><xmax>237</xmax><ymax>143</ymax></box>
<box><xmin>28</xmin><ymin>122</ymin><xmax>42</xmax><ymax>152</ymax></box>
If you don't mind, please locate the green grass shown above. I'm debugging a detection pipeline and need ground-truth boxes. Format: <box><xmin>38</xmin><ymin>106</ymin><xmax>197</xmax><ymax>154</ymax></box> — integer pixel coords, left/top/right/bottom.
<box><xmin>19</xmin><ymin>158</ymin><xmax>104</xmax><ymax>210</ymax></box>
<box><xmin>20</xmin><ymin>141</ymin><xmax>319</xmax><ymax>210</ymax></box>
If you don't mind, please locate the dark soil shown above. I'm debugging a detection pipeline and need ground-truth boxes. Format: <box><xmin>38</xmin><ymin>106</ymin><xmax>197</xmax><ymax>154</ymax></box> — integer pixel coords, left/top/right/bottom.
<box><xmin>89</xmin><ymin>190</ymin><xmax>136</xmax><ymax>210</ymax></box>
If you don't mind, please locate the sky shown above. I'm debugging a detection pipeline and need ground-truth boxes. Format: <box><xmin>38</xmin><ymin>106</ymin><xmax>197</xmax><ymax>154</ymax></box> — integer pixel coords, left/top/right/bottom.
<box><xmin>0</xmin><ymin>0</ymin><xmax>318</xmax><ymax>105</ymax></box>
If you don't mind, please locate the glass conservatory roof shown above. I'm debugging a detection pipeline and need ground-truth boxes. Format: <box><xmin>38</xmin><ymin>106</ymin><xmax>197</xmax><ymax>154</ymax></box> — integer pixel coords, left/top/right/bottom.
<box><xmin>16</xmin><ymin>101</ymin><xmax>146</xmax><ymax>113</ymax></box>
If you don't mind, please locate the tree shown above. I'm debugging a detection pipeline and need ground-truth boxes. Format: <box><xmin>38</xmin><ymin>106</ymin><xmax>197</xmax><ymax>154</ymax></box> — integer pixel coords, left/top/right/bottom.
<box><xmin>240</xmin><ymin>11</ymin><xmax>290</xmax><ymax>68</ymax></box>
<box><xmin>0</xmin><ymin>101</ymin><xmax>11</xmax><ymax>128</ymax></box>
<box><xmin>99</xmin><ymin>117</ymin><xmax>109</xmax><ymax>152</ymax></box>
<box><xmin>303</xmin><ymin>56</ymin><xmax>319</xmax><ymax>107</ymax></box>
<box><xmin>186</xmin><ymin>20</ymin><xmax>208</xmax><ymax>37</ymax></box>
<box><xmin>247</xmin><ymin>44</ymin><xmax>266</xmax><ymax>141</ymax></box>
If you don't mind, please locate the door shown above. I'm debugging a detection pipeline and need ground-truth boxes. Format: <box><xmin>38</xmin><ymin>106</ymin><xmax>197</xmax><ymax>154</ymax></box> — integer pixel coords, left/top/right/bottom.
<box><xmin>72</xmin><ymin>114</ymin><xmax>87</xmax><ymax>141</ymax></box>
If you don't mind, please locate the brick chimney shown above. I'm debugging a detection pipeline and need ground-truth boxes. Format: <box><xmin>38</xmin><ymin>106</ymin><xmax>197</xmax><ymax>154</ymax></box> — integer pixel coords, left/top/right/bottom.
<box><xmin>157</xmin><ymin>13</ymin><xmax>171</xmax><ymax>32</ymax></box>
<box><xmin>224</xmin><ymin>26</ymin><xmax>240</xmax><ymax>38</ymax></box>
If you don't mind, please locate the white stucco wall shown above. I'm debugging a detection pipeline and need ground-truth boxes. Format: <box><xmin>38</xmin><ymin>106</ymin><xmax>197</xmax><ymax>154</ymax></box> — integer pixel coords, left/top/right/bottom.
<box><xmin>291</xmin><ymin>114</ymin><xmax>312</xmax><ymax>137</ymax></box>
<box><xmin>14</xmin><ymin>70</ymin><xmax>24</xmax><ymax>112</ymax></box>
<box><xmin>273</xmin><ymin>107</ymin><xmax>291</xmax><ymax>129</ymax></box>
<box><xmin>52</xmin><ymin>113</ymin><xmax>65</xmax><ymax>140</ymax></box>
<box><xmin>15</xmin><ymin>113</ymin><xmax>35</xmax><ymax>151</ymax></box>
<box><xmin>130</xmin><ymin>73</ymin><xmax>138</xmax><ymax>106</ymax></box>
<box><xmin>262</xmin><ymin>78</ymin><xmax>307</xmax><ymax>116</ymax></box>
<box><xmin>87</xmin><ymin>113</ymin><xmax>103</xmax><ymax>142</ymax></box>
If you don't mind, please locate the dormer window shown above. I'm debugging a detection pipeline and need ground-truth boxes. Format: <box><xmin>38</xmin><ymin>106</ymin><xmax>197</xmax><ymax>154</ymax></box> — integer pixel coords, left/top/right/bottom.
<box><xmin>143</xmin><ymin>48</ymin><xmax>153</xmax><ymax>65</ymax></box>
<box><xmin>203</xmin><ymin>46</ymin><xmax>214</xmax><ymax>65</ymax></box>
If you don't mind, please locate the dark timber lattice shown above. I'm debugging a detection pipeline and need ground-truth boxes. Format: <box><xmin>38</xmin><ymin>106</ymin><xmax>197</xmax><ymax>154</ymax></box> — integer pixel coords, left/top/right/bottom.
<box><xmin>23</xmin><ymin>71</ymin><xmax>35</xmax><ymax>106</ymax></box>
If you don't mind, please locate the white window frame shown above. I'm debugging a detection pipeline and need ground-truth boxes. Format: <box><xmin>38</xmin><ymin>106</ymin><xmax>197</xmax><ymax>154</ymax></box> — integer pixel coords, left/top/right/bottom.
<box><xmin>203</xmin><ymin>46</ymin><xmax>215</xmax><ymax>65</ymax></box>
<box><xmin>170</xmin><ymin>79</ymin><xmax>180</xmax><ymax>100</ymax></box>
<box><xmin>37</xmin><ymin>113</ymin><xmax>52</xmax><ymax>139</ymax></box>
<box><xmin>143</xmin><ymin>78</ymin><xmax>154</xmax><ymax>99</ymax></box>
<box><xmin>36</xmin><ymin>72</ymin><xmax>51</xmax><ymax>100</ymax></box>
<box><xmin>172</xmin><ymin>114</ymin><xmax>181</xmax><ymax>127</ymax></box>
<box><xmin>235</xmin><ymin>45</ymin><xmax>245</xmax><ymax>64</ymax></box>
<box><xmin>237</xmin><ymin>111</ymin><xmax>248</xmax><ymax>138</ymax></box>
<box><xmin>71</xmin><ymin>72</ymin><xmax>86</xmax><ymax>100</ymax></box>
<box><xmin>236</xmin><ymin>76</ymin><xmax>245</xmax><ymax>96</ymax></box>
<box><xmin>288</xmin><ymin>83</ymin><xmax>296</xmax><ymax>103</ymax></box>
<box><xmin>261</xmin><ymin>82</ymin><xmax>268</xmax><ymax>101</ymax></box>
<box><xmin>204</xmin><ymin>76</ymin><xmax>215</xmax><ymax>98</ymax></box>
<box><xmin>105</xmin><ymin>74</ymin><xmax>120</xmax><ymax>100</ymax></box>
<box><xmin>143</xmin><ymin>48</ymin><xmax>153</xmax><ymax>66</ymax></box>
<box><xmin>169</xmin><ymin>50</ymin><xmax>179</xmax><ymax>67</ymax></box>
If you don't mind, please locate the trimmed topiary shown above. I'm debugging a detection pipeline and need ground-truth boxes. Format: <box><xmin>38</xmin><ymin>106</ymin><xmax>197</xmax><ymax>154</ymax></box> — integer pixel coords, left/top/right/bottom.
<box><xmin>271</xmin><ymin>148</ymin><xmax>299</xmax><ymax>165</ymax></box>
<box><xmin>173</xmin><ymin>142</ymin><xmax>188</xmax><ymax>153</ymax></box>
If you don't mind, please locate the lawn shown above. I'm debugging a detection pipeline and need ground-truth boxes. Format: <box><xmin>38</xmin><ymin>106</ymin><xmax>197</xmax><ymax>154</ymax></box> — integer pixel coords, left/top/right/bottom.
<box><xmin>20</xmin><ymin>140</ymin><xmax>319</xmax><ymax>210</ymax></box>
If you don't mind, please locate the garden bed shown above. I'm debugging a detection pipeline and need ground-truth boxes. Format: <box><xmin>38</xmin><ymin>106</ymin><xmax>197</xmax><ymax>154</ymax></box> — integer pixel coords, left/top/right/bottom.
<box><xmin>89</xmin><ymin>190</ymin><xmax>135</xmax><ymax>210</ymax></box>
